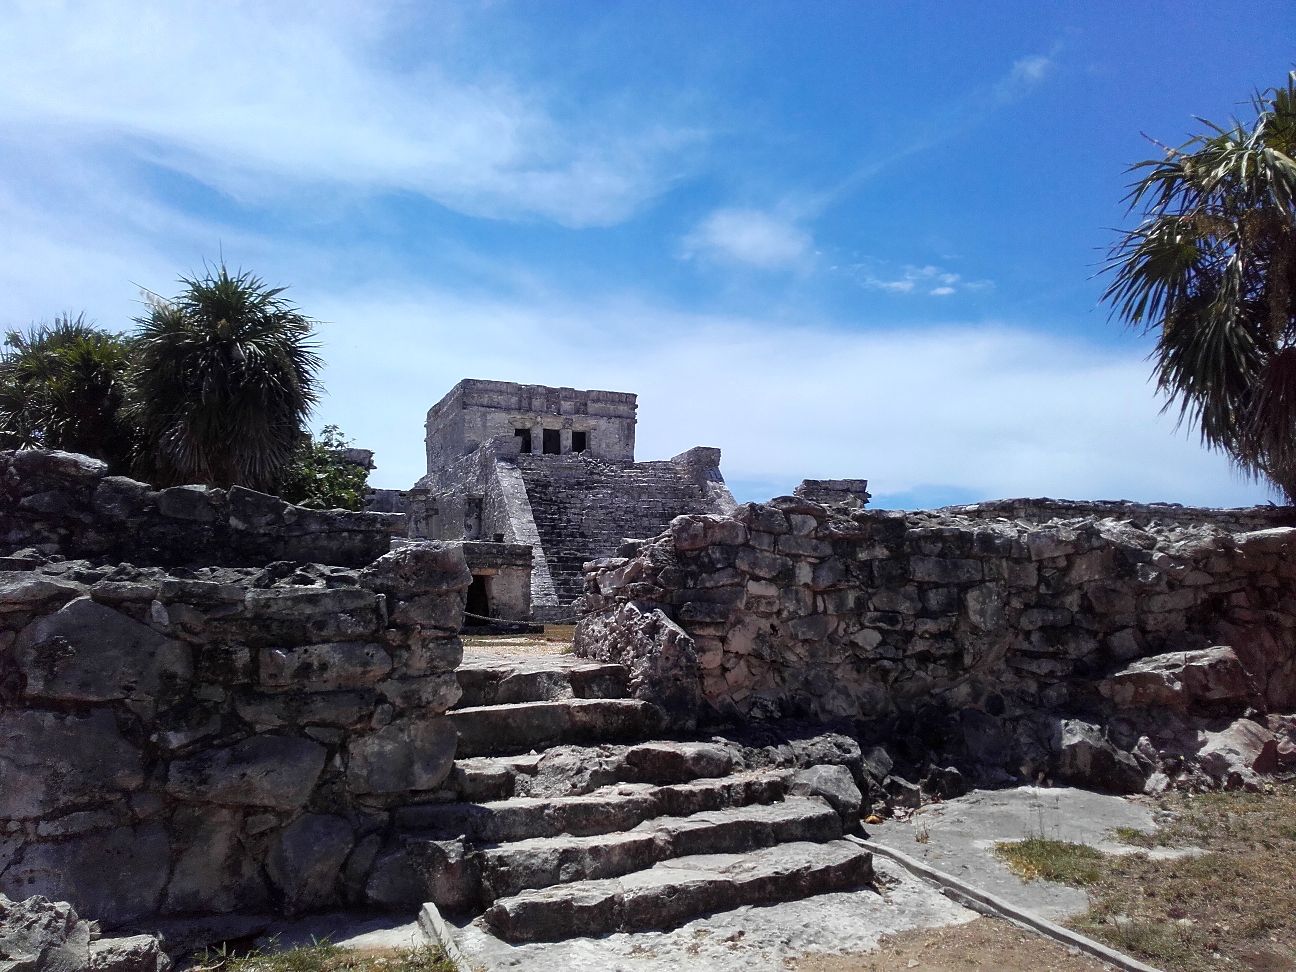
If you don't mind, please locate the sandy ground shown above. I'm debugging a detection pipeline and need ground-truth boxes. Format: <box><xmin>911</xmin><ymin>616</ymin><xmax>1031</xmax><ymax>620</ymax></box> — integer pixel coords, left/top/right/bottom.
<box><xmin>460</xmin><ymin>625</ymin><xmax>574</xmax><ymax>657</ymax></box>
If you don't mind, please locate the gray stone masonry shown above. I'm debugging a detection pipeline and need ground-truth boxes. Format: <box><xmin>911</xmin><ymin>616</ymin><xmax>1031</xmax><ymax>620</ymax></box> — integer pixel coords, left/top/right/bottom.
<box><xmin>0</xmin><ymin>450</ymin><xmax>403</xmax><ymax>568</ymax></box>
<box><xmin>0</xmin><ymin>542</ymin><xmax>470</xmax><ymax>928</ymax></box>
<box><xmin>410</xmin><ymin>381</ymin><xmax>736</xmax><ymax>615</ymax></box>
<box><xmin>575</xmin><ymin>497</ymin><xmax>1296</xmax><ymax>794</ymax></box>
<box><xmin>461</xmin><ymin>541</ymin><xmax>532</xmax><ymax>621</ymax></box>
<box><xmin>424</xmin><ymin>379</ymin><xmax>638</xmax><ymax>474</ymax></box>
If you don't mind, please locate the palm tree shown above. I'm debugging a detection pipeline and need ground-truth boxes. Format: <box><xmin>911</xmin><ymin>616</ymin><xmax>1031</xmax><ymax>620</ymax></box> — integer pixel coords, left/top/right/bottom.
<box><xmin>131</xmin><ymin>264</ymin><xmax>322</xmax><ymax>490</ymax></box>
<box><xmin>0</xmin><ymin>314</ymin><xmax>136</xmax><ymax>469</ymax></box>
<box><xmin>1104</xmin><ymin>73</ymin><xmax>1296</xmax><ymax>501</ymax></box>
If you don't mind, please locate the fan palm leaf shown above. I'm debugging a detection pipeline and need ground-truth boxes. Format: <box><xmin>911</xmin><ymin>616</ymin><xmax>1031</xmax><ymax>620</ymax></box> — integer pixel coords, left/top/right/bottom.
<box><xmin>1104</xmin><ymin>73</ymin><xmax>1296</xmax><ymax>501</ymax></box>
<box><xmin>130</xmin><ymin>265</ymin><xmax>322</xmax><ymax>489</ymax></box>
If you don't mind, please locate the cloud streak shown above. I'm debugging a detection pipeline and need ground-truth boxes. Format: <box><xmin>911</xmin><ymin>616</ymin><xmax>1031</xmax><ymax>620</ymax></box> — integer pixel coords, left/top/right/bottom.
<box><xmin>0</xmin><ymin>2</ymin><xmax>701</xmax><ymax>228</ymax></box>
<box><xmin>680</xmin><ymin>208</ymin><xmax>813</xmax><ymax>270</ymax></box>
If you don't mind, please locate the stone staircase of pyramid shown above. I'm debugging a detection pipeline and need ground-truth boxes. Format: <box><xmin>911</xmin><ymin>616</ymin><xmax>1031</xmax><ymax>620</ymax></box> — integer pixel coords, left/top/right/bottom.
<box><xmin>366</xmin><ymin>649</ymin><xmax>875</xmax><ymax>945</ymax></box>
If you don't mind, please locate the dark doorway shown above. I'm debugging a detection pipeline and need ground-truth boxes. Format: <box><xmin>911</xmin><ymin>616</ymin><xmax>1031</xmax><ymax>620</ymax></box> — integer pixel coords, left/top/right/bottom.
<box><xmin>514</xmin><ymin>428</ymin><xmax>532</xmax><ymax>454</ymax></box>
<box><xmin>465</xmin><ymin>574</ymin><xmax>491</xmax><ymax>624</ymax></box>
<box><xmin>542</xmin><ymin>428</ymin><xmax>561</xmax><ymax>455</ymax></box>
<box><xmin>571</xmin><ymin>430</ymin><xmax>588</xmax><ymax>453</ymax></box>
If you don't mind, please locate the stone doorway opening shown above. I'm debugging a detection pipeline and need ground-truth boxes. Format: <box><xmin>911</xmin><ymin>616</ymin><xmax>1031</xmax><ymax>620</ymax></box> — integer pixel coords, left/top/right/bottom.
<box><xmin>572</xmin><ymin>430</ymin><xmax>587</xmax><ymax>453</ymax></box>
<box><xmin>514</xmin><ymin>428</ymin><xmax>532</xmax><ymax>454</ymax></box>
<box><xmin>542</xmin><ymin>428</ymin><xmax>561</xmax><ymax>454</ymax></box>
<box><xmin>466</xmin><ymin>574</ymin><xmax>492</xmax><ymax>623</ymax></box>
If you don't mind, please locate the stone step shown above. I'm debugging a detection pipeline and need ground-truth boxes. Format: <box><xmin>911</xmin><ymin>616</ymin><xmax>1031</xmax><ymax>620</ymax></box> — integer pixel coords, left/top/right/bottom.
<box><xmin>447</xmin><ymin>739</ymin><xmax>741</xmax><ymax>802</ymax></box>
<box><xmin>474</xmin><ymin>796</ymin><xmax>841</xmax><ymax>900</ymax></box>
<box><xmin>454</xmin><ymin>659</ymin><xmax>629</xmax><ymax>709</ymax></box>
<box><xmin>448</xmin><ymin>698</ymin><xmax>665</xmax><ymax>757</ymax></box>
<box><xmin>481</xmin><ymin>839</ymin><xmax>875</xmax><ymax>942</ymax></box>
<box><xmin>395</xmin><ymin>770</ymin><xmax>788</xmax><ymax>843</ymax></box>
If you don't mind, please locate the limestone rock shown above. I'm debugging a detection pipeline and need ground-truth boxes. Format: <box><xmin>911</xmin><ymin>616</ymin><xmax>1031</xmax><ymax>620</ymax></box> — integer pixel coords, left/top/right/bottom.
<box><xmin>15</xmin><ymin>597</ymin><xmax>191</xmax><ymax>706</ymax></box>
<box><xmin>573</xmin><ymin>601</ymin><xmax>702</xmax><ymax>729</ymax></box>
<box><xmin>165</xmin><ymin>735</ymin><xmax>325</xmax><ymax>809</ymax></box>
<box><xmin>1196</xmin><ymin>718</ymin><xmax>1278</xmax><ymax>790</ymax></box>
<box><xmin>87</xmin><ymin>936</ymin><xmax>169</xmax><ymax>972</ymax></box>
<box><xmin>2</xmin><ymin>826</ymin><xmax>170</xmax><ymax>927</ymax></box>
<box><xmin>259</xmin><ymin>642</ymin><xmax>392</xmax><ymax>692</ymax></box>
<box><xmin>266</xmin><ymin>814</ymin><xmax>354</xmax><ymax>914</ymax></box>
<box><xmin>358</xmin><ymin>543</ymin><xmax>472</xmax><ymax>599</ymax></box>
<box><xmin>346</xmin><ymin>716</ymin><xmax>457</xmax><ymax>794</ymax></box>
<box><xmin>0</xmin><ymin>710</ymin><xmax>144</xmax><ymax>819</ymax></box>
<box><xmin>1099</xmin><ymin>646</ymin><xmax>1255</xmax><ymax>711</ymax></box>
<box><xmin>1054</xmin><ymin>719</ymin><xmax>1146</xmax><ymax>794</ymax></box>
<box><xmin>789</xmin><ymin>764</ymin><xmax>863</xmax><ymax>823</ymax></box>
<box><xmin>163</xmin><ymin>808</ymin><xmax>267</xmax><ymax>915</ymax></box>
<box><xmin>0</xmin><ymin>894</ymin><xmax>89</xmax><ymax>972</ymax></box>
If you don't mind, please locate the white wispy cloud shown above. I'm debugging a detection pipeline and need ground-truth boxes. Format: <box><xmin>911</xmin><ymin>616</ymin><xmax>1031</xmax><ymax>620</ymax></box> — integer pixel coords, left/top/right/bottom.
<box><xmin>847</xmin><ymin>262</ymin><xmax>993</xmax><ymax>297</ymax></box>
<box><xmin>0</xmin><ymin>2</ymin><xmax>700</xmax><ymax>228</ymax></box>
<box><xmin>679</xmin><ymin>208</ymin><xmax>813</xmax><ymax>270</ymax></box>
<box><xmin>300</xmin><ymin>285</ymin><xmax>1269</xmax><ymax>509</ymax></box>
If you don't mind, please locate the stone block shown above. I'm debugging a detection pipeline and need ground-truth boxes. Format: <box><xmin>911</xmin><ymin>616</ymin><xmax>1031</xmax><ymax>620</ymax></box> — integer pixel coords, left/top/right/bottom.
<box><xmin>909</xmin><ymin>558</ymin><xmax>981</xmax><ymax>584</ymax></box>
<box><xmin>259</xmin><ymin>642</ymin><xmax>392</xmax><ymax>692</ymax></box>
<box><xmin>156</xmin><ymin>485</ymin><xmax>221</xmax><ymax>523</ymax></box>
<box><xmin>88</xmin><ymin>934</ymin><xmax>171</xmax><ymax>972</ymax></box>
<box><xmin>16</xmin><ymin>597</ymin><xmax>192</xmax><ymax>705</ymax></box>
<box><xmin>0</xmin><ymin>709</ymin><xmax>144</xmax><ymax>819</ymax></box>
<box><xmin>266</xmin><ymin>814</ymin><xmax>355</xmax><ymax>914</ymax></box>
<box><xmin>346</xmin><ymin>716</ymin><xmax>457</xmax><ymax>794</ymax></box>
<box><xmin>1099</xmin><ymin>646</ymin><xmax>1255</xmax><ymax>711</ymax></box>
<box><xmin>165</xmin><ymin>734</ymin><xmax>326</xmax><ymax>809</ymax></box>
<box><xmin>163</xmin><ymin>808</ymin><xmax>267</xmax><ymax>915</ymax></box>
<box><xmin>0</xmin><ymin>575</ymin><xmax>84</xmax><ymax>614</ymax></box>
<box><xmin>1</xmin><ymin>825</ymin><xmax>169</xmax><ymax>927</ymax></box>
<box><xmin>358</xmin><ymin>542</ymin><xmax>472</xmax><ymax>599</ymax></box>
<box><xmin>0</xmin><ymin>893</ymin><xmax>91</xmax><ymax>972</ymax></box>
<box><xmin>388</xmin><ymin>593</ymin><xmax>463</xmax><ymax>631</ymax></box>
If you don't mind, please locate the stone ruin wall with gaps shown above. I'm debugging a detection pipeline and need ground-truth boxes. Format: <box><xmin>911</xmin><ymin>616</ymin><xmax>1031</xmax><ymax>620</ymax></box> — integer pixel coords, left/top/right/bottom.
<box><xmin>575</xmin><ymin>495</ymin><xmax>1296</xmax><ymax>793</ymax></box>
<box><xmin>0</xmin><ymin>450</ymin><xmax>470</xmax><ymax>929</ymax></box>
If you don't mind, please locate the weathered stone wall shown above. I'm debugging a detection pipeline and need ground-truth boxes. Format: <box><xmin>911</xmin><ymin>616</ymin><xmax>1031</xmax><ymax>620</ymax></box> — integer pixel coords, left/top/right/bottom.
<box><xmin>1</xmin><ymin>450</ymin><xmax>403</xmax><ymax>569</ymax></box>
<box><xmin>935</xmin><ymin>496</ymin><xmax>1294</xmax><ymax>533</ymax></box>
<box><xmin>461</xmin><ymin>540</ymin><xmax>533</xmax><ymax>621</ymax></box>
<box><xmin>576</xmin><ymin>497</ymin><xmax>1296</xmax><ymax>791</ymax></box>
<box><xmin>423</xmin><ymin>379</ymin><xmax>639</xmax><ymax>473</ymax></box>
<box><xmin>0</xmin><ymin>542</ymin><xmax>470</xmax><ymax>929</ymax></box>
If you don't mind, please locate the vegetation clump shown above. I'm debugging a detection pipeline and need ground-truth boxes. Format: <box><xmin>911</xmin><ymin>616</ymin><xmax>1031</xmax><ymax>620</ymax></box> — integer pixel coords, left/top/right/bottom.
<box><xmin>1105</xmin><ymin>72</ymin><xmax>1296</xmax><ymax>501</ymax></box>
<box><xmin>1000</xmin><ymin>783</ymin><xmax>1296</xmax><ymax>971</ymax></box>
<box><xmin>191</xmin><ymin>942</ymin><xmax>456</xmax><ymax>972</ymax></box>
<box><xmin>0</xmin><ymin>263</ymin><xmax>370</xmax><ymax>509</ymax></box>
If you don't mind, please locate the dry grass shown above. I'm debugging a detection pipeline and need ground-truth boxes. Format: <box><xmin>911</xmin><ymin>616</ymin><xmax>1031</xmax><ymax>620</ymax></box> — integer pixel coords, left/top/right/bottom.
<box><xmin>190</xmin><ymin>943</ymin><xmax>456</xmax><ymax>972</ymax></box>
<box><xmin>1001</xmin><ymin>782</ymin><xmax>1296</xmax><ymax>971</ymax></box>
<box><xmin>993</xmin><ymin>838</ymin><xmax>1106</xmax><ymax>886</ymax></box>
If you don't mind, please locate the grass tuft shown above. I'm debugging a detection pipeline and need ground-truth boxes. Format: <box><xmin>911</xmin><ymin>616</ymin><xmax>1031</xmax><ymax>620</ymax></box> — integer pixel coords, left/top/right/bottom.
<box><xmin>993</xmin><ymin>837</ymin><xmax>1106</xmax><ymax>886</ymax></box>
<box><xmin>191</xmin><ymin>942</ymin><xmax>457</xmax><ymax>972</ymax></box>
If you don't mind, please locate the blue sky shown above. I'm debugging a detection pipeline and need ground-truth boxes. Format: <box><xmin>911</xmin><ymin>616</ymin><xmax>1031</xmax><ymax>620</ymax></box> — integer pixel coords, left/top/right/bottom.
<box><xmin>2</xmin><ymin>1</ymin><xmax>1294</xmax><ymax>507</ymax></box>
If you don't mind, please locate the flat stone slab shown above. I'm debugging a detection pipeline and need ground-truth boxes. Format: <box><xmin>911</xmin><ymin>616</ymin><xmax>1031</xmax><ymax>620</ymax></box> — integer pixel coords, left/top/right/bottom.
<box><xmin>482</xmin><ymin>839</ymin><xmax>874</xmax><ymax>942</ymax></box>
<box><xmin>398</xmin><ymin>771</ymin><xmax>788</xmax><ymax>842</ymax></box>
<box><xmin>455</xmin><ymin>652</ymin><xmax>629</xmax><ymax>708</ymax></box>
<box><xmin>867</xmin><ymin>786</ymin><xmax>1168</xmax><ymax>920</ymax></box>
<box><xmin>448</xmin><ymin>699</ymin><xmax>665</xmax><ymax>756</ymax></box>
<box><xmin>457</xmin><ymin>857</ymin><xmax>974</xmax><ymax>969</ymax></box>
<box><xmin>477</xmin><ymin>796</ymin><xmax>840</xmax><ymax>898</ymax></box>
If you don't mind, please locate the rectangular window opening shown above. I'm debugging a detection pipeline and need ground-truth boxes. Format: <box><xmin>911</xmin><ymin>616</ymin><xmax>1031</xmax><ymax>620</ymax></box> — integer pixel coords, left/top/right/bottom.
<box><xmin>571</xmin><ymin>431</ymin><xmax>588</xmax><ymax>453</ymax></box>
<box><xmin>542</xmin><ymin>428</ymin><xmax>561</xmax><ymax>455</ymax></box>
<box><xmin>514</xmin><ymin>428</ymin><xmax>532</xmax><ymax>454</ymax></box>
